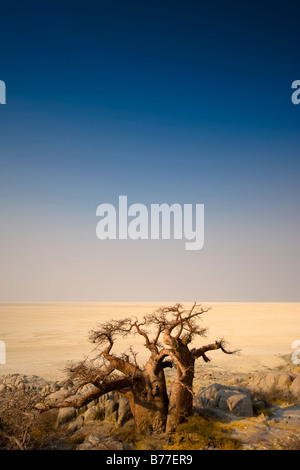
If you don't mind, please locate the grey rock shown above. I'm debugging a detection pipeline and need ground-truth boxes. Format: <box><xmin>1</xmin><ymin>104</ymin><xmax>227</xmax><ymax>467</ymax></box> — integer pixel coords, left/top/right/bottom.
<box><xmin>83</xmin><ymin>405</ymin><xmax>105</xmax><ymax>422</ymax></box>
<box><xmin>197</xmin><ymin>383</ymin><xmax>251</xmax><ymax>406</ymax></box>
<box><xmin>43</xmin><ymin>438</ymin><xmax>74</xmax><ymax>450</ymax></box>
<box><xmin>194</xmin><ymin>406</ymin><xmax>229</xmax><ymax>421</ymax></box>
<box><xmin>218</xmin><ymin>391</ymin><xmax>253</xmax><ymax>417</ymax></box>
<box><xmin>253</xmin><ymin>400</ymin><xmax>267</xmax><ymax>410</ymax></box>
<box><xmin>196</xmin><ymin>383</ymin><xmax>253</xmax><ymax>417</ymax></box>
<box><xmin>67</xmin><ymin>417</ymin><xmax>84</xmax><ymax>433</ymax></box>
<box><xmin>117</xmin><ymin>397</ymin><xmax>133</xmax><ymax>426</ymax></box>
<box><xmin>111</xmin><ymin>410</ymin><xmax>118</xmax><ymax>423</ymax></box>
<box><xmin>105</xmin><ymin>399</ymin><xmax>118</xmax><ymax>423</ymax></box>
<box><xmin>50</xmin><ymin>383</ymin><xmax>60</xmax><ymax>393</ymax></box>
<box><xmin>56</xmin><ymin>407</ymin><xmax>77</xmax><ymax>426</ymax></box>
<box><xmin>250</xmin><ymin>371</ymin><xmax>298</xmax><ymax>395</ymax></box>
<box><xmin>290</xmin><ymin>376</ymin><xmax>300</xmax><ymax>398</ymax></box>
<box><xmin>46</xmin><ymin>389</ymin><xmax>71</xmax><ymax>405</ymax></box>
<box><xmin>107</xmin><ymin>391</ymin><xmax>119</xmax><ymax>402</ymax></box>
<box><xmin>0</xmin><ymin>373</ymin><xmax>51</xmax><ymax>393</ymax></box>
<box><xmin>87</xmin><ymin>398</ymin><xmax>100</xmax><ymax>408</ymax></box>
<box><xmin>77</xmin><ymin>383</ymin><xmax>98</xmax><ymax>396</ymax></box>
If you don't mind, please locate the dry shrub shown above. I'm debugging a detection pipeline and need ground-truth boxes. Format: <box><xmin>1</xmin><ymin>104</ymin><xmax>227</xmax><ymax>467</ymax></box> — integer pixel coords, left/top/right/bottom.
<box><xmin>0</xmin><ymin>389</ymin><xmax>68</xmax><ymax>450</ymax></box>
<box><xmin>111</xmin><ymin>421</ymin><xmax>141</xmax><ymax>444</ymax></box>
<box><xmin>0</xmin><ymin>389</ymin><xmax>41</xmax><ymax>449</ymax></box>
<box><xmin>166</xmin><ymin>413</ymin><xmax>242</xmax><ymax>450</ymax></box>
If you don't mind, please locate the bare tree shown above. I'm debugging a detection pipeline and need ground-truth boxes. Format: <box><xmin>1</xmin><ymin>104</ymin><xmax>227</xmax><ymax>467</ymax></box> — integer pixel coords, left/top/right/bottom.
<box><xmin>42</xmin><ymin>303</ymin><xmax>237</xmax><ymax>433</ymax></box>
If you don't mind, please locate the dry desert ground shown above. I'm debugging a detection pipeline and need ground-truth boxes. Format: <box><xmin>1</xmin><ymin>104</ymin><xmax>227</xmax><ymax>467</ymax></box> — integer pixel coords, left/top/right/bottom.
<box><xmin>0</xmin><ymin>302</ymin><xmax>299</xmax><ymax>381</ymax></box>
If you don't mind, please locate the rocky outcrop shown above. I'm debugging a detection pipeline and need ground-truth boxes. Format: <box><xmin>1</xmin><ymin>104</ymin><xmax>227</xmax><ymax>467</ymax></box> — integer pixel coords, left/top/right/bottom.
<box><xmin>83</xmin><ymin>405</ymin><xmax>105</xmax><ymax>423</ymax></box>
<box><xmin>117</xmin><ymin>396</ymin><xmax>133</xmax><ymax>426</ymax></box>
<box><xmin>104</xmin><ymin>398</ymin><xmax>118</xmax><ymax>423</ymax></box>
<box><xmin>0</xmin><ymin>373</ymin><xmax>59</xmax><ymax>394</ymax></box>
<box><xmin>0</xmin><ymin>374</ymin><xmax>133</xmax><ymax>430</ymax></box>
<box><xmin>196</xmin><ymin>383</ymin><xmax>253</xmax><ymax>417</ymax></box>
<box><xmin>249</xmin><ymin>370</ymin><xmax>300</xmax><ymax>399</ymax></box>
<box><xmin>66</xmin><ymin>417</ymin><xmax>84</xmax><ymax>433</ymax></box>
<box><xmin>56</xmin><ymin>407</ymin><xmax>77</xmax><ymax>426</ymax></box>
<box><xmin>52</xmin><ymin>394</ymin><xmax>133</xmax><ymax>428</ymax></box>
<box><xmin>291</xmin><ymin>376</ymin><xmax>300</xmax><ymax>398</ymax></box>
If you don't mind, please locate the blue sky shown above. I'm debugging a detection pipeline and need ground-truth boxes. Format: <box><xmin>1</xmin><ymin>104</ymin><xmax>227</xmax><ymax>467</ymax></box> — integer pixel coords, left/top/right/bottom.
<box><xmin>0</xmin><ymin>0</ymin><xmax>299</xmax><ymax>301</ymax></box>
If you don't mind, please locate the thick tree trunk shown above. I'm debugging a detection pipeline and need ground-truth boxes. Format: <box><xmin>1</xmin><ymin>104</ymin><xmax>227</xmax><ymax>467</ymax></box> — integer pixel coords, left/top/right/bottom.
<box><xmin>166</xmin><ymin>346</ymin><xmax>195</xmax><ymax>433</ymax></box>
<box><xmin>128</xmin><ymin>392</ymin><xmax>166</xmax><ymax>432</ymax></box>
<box><xmin>126</xmin><ymin>364</ymin><xmax>169</xmax><ymax>432</ymax></box>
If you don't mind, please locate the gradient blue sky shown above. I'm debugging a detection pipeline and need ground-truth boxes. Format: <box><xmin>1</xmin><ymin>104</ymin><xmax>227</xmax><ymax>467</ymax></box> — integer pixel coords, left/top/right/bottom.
<box><xmin>0</xmin><ymin>0</ymin><xmax>299</xmax><ymax>301</ymax></box>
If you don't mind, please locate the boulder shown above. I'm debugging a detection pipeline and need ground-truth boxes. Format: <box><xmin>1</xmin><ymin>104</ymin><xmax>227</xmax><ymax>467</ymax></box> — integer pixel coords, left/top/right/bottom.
<box><xmin>46</xmin><ymin>389</ymin><xmax>71</xmax><ymax>405</ymax></box>
<box><xmin>196</xmin><ymin>383</ymin><xmax>253</xmax><ymax>417</ymax></box>
<box><xmin>76</xmin><ymin>383</ymin><xmax>98</xmax><ymax>396</ymax></box>
<box><xmin>253</xmin><ymin>400</ymin><xmax>266</xmax><ymax>410</ymax></box>
<box><xmin>0</xmin><ymin>374</ymin><xmax>51</xmax><ymax>393</ymax></box>
<box><xmin>194</xmin><ymin>406</ymin><xmax>229</xmax><ymax>421</ymax></box>
<box><xmin>250</xmin><ymin>370</ymin><xmax>299</xmax><ymax>398</ymax></box>
<box><xmin>105</xmin><ymin>398</ymin><xmax>118</xmax><ymax>423</ymax></box>
<box><xmin>117</xmin><ymin>397</ymin><xmax>133</xmax><ymax>426</ymax></box>
<box><xmin>67</xmin><ymin>417</ymin><xmax>84</xmax><ymax>433</ymax></box>
<box><xmin>218</xmin><ymin>391</ymin><xmax>253</xmax><ymax>417</ymax></box>
<box><xmin>43</xmin><ymin>438</ymin><xmax>74</xmax><ymax>450</ymax></box>
<box><xmin>290</xmin><ymin>376</ymin><xmax>300</xmax><ymax>399</ymax></box>
<box><xmin>56</xmin><ymin>407</ymin><xmax>77</xmax><ymax>426</ymax></box>
<box><xmin>83</xmin><ymin>405</ymin><xmax>105</xmax><ymax>422</ymax></box>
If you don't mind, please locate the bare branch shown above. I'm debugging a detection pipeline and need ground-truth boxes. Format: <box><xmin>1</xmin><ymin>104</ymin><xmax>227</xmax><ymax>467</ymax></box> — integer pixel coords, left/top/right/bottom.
<box><xmin>41</xmin><ymin>376</ymin><xmax>133</xmax><ymax>411</ymax></box>
<box><xmin>175</xmin><ymin>315</ymin><xmax>184</xmax><ymax>339</ymax></box>
<box><xmin>162</xmin><ymin>303</ymin><xmax>210</xmax><ymax>347</ymax></box>
<box><xmin>153</xmin><ymin>324</ymin><xmax>163</xmax><ymax>346</ymax></box>
<box><xmin>191</xmin><ymin>339</ymin><xmax>239</xmax><ymax>361</ymax></box>
<box><xmin>130</xmin><ymin>319</ymin><xmax>151</xmax><ymax>346</ymax></box>
<box><xmin>155</xmin><ymin>348</ymin><xmax>186</xmax><ymax>376</ymax></box>
<box><xmin>89</xmin><ymin>318</ymin><xmax>132</xmax><ymax>354</ymax></box>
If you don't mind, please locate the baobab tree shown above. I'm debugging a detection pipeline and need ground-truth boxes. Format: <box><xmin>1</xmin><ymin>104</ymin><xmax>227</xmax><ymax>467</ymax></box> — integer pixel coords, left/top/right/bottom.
<box><xmin>43</xmin><ymin>303</ymin><xmax>236</xmax><ymax>433</ymax></box>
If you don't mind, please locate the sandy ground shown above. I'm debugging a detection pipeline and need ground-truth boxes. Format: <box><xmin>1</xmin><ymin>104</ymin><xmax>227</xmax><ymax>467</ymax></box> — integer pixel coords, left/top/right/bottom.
<box><xmin>0</xmin><ymin>302</ymin><xmax>299</xmax><ymax>380</ymax></box>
